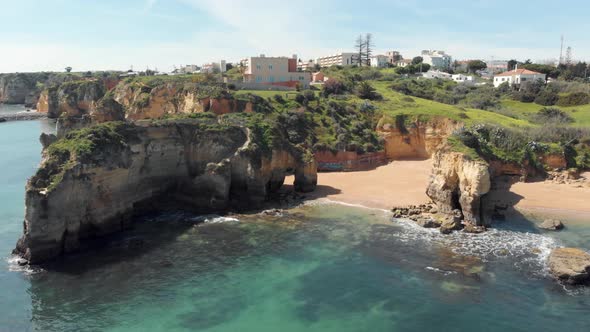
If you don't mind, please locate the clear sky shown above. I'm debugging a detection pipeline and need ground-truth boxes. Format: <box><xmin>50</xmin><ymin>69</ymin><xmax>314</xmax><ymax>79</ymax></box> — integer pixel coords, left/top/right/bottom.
<box><xmin>1</xmin><ymin>0</ymin><xmax>589</xmax><ymax>73</ymax></box>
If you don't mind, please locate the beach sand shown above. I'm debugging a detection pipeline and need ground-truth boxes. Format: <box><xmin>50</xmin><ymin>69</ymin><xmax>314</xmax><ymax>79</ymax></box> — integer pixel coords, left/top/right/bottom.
<box><xmin>287</xmin><ymin>160</ymin><xmax>433</xmax><ymax>210</ymax></box>
<box><xmin>502</xmin><ymin>174</ymin><xmax>590</xmax><ymax>224</ymax></box>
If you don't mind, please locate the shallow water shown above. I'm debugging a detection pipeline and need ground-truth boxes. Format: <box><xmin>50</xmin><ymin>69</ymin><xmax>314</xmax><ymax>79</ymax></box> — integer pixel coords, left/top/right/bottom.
<box><xmin>1</xmin><ymin>119</ymin><xmax>590</xmax><ymax>331</ymax></box>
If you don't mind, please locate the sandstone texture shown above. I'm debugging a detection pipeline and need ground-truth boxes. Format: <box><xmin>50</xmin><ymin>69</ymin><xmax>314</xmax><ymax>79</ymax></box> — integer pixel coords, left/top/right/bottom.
<box><xmin>427</xmin><ymin>150</ymin><xmax>491</xmax><ymax>226</ymax></box>
<box><xmin>14</xmin><ymin>119</ymin><xmax>317</xmax><ymax>264</ymax></box>
<box><xmin>539</xmin><ymin>219</ymin><xmax>565</xmax><ymax>231</ymax></box>
<box><xmin>378</xmin><ymin>118</ymin><xmax>460</xmax><ymax>160</ymax></box>
<box><xmin>548</xmin><ymin>248</ymin><xmax>590</xmax><ymax>285</ymax></box>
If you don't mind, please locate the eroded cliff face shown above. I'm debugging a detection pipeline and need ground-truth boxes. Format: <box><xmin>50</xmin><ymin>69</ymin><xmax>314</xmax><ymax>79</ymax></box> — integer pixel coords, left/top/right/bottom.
<box><xmin>378</xmin><ymin>118</ymin><xmax>460</xmax><ymax>160</ymax></box>
<box><xmin>426</xmin><ymin>150</ymin><xmax>491</xmax><ymax>226</ymax></box>
<box><xmin>14</xmin><ymin>120</ymin><xmax>317</xmax><ymax>264</ymax></box>
<box><xmin>113</xmin><ymin>82</ymin><xmax>259</xmax><ymax>120</ymax></box>
<box><xmin>39</xmin><ymin>80</ymin><xmax>106</xmax><ymax>119</ymax></box>
<box><xmin>0</xmin><ymin>74</ymin><xmax>37</xmax><ymax>105</ymax></box>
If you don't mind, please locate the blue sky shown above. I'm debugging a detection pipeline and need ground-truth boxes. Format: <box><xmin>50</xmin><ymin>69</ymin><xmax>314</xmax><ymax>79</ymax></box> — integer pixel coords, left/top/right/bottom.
<box><xmin>1</xmin><ymin>0</ymin><xmax>589</xmax><ymax>73</ymax></box>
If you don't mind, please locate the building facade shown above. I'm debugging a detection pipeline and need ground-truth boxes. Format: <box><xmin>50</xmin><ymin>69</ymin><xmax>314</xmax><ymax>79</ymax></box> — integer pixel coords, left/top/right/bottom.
<box><xmin>243</xmin><ymin>55</ymin><xmax>311</xmax><ymax>88</ymax></box>
<box><xmin>394</xmin><ymin>59</ymin><xmax>412</xmax><ymax>67</ymax></box>
<box><xmin>370</xmin><ymin>55</ymin><xmax>389</xmax><ymax>68</ymax></box>
<box><xmin>421</xmin><ymin>50</ymin><xmax>452</xmax><ymax>69</ymax></box>
<box><xmin>486</xmin><ymin>60</ymin><xmax>509</xmax><ymax>73</ymax></box>
<box><xmin>452</xmin><ymin>74</ymin><xmax>474</xmax><ymax>84</ymax></box>
<box><xmin>316</xmin><ymin>53</ymin><xmax>360</xmax><ymax>67</ymax></box>
<box><xmin>422</xmin><ymin>70</ymin><xmax>452</xmax><ymax>80</ymax></box>
<box><xmin>298</xmin><ymin>59</ymin><xmax>316</xmax><ymax>71</ymax></box>
<box><xmin>493</xmin><ymin>68</ymin><xmax>546</xmax><ymax>88</ymax></box>
<box><xmin>385</xmin><ymin>51</ymin><xmax>403</xmax><ymax>64</ymax></box>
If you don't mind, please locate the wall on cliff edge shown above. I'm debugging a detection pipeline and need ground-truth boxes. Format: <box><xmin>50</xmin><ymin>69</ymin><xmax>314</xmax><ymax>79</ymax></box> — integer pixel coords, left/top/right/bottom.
<box><xmin>426</xmin><ymin>150</ymin><xmax>491</xmax><ymax>226</ymax></box>
<box><xmin>14</xmin><ymin>120</ymin><xmax>317</xmax><ymax>264</ymax></box>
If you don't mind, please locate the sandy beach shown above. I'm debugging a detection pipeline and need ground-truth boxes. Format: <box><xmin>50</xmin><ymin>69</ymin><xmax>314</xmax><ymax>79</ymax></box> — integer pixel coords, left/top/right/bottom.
<box><xmin>290</xmin><ymin>160</ymin><xmax>433</xmax><ymax>210</ymax></box>
<box><xmin>502</xmin><ymin>174</ymin><xmax>590</xmax><ymax>223</ymax></box>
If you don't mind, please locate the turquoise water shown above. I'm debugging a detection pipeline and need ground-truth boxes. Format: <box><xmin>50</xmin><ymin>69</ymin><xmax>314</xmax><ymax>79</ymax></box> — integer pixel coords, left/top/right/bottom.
<box><xmin>1</xmin><ymin>117</ymin><xmax>590</xmax><ymax>331</ymax></box>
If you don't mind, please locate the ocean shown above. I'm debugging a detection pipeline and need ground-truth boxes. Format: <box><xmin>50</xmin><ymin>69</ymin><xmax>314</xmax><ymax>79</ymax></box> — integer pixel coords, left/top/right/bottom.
<box><xmin>1</xmin><ymin>108</ymin><xmax>590</xmax><ymax>331</ymax></box>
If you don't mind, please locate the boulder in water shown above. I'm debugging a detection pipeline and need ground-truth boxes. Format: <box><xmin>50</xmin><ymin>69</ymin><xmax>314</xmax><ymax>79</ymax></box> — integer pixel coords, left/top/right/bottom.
<box><xmin>548</xmin><ymin>248</ymin><xmax>590</xmax><ymax>285</ymax></box>
<box><xmin>539</xmin><ymin>219</ymin><xmax>564</xmax><ymax>231</ymax></box>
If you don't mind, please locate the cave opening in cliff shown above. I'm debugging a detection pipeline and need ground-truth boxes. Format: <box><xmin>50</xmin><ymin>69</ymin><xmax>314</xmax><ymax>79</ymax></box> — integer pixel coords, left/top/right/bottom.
<box><xmin>451</xmin><ymin>189</ymin><xmax>462</xmax><ymax>211</ymax></box>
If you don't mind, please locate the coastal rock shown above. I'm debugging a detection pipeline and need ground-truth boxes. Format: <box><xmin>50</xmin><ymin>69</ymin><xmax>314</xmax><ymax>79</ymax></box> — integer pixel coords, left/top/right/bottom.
<box><xmin>378</xmin><ymin>118</ymin><xmax>460</xmax><ymax>160</ymax></box>
<box><xmin>548</xmin><ymin>248</ymin><xmax>590</xmax><ymax>285</ymax></box>
<box><xmin>539</xmin><ymin>219</ymin><xmax>564</xmax><ymax>231</ymax></box>
<box><xmin>0</xmin><ymin>73</ymin><xmax>36</xmax><ymax>104</ymax></box>
<box><xmin>462</xmin><ymin>223</ymin><xmax>486</xmax><ymax>234</ymax></box>
<box><xmin>439</xmin><ymin>210</ymin><xmax>463</xmax><ymax>234</ymax></box>
<box><xmin>415</xmin><ymin>216</ymin><xmax>441</xmax><ymax>229</ymax></box>
<box><xmin>41</xmin><ymin>80</ymin><xmax>106</xmax><ymax>119</ymax></box>
<box><xmin>427</xmin><ymin>150</ymin><xmax>491</xmax><ymax>226</ymax></box>
<box><xmin>13</xmin><ymin>120</ymin><xmax>317</xmax><ymax>264</ymax></box>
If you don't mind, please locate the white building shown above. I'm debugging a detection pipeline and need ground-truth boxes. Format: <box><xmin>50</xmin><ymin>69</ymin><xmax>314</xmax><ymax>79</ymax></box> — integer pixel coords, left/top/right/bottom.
<box><xmin>421</xmin><ymin>50</ymin><xmax>452</xmax><ymax>69</ymax></box>
<box><xmin>316</xmin><ymin>53</ymin><xmax>360</xmax><ymax>67</ymax></box>
<box><xmin>370</xmin><ymin>55</ymin><xmax>389</xmax><ymax>68</ymax></box>
<box><xmin>298</xmin><ymin>59</ymin><xmax>316</xmax><ymax>71</ymax></box>
<box><xmin>201</xmin><ymin>60</ymin><xmax>227</xmax><ymax>74</ymax></box>
<box><xmin>493</xmin><ymin>68</ymin><xmax>546</xmax><ymax>88</ymax></box>
<box><xmin>243</xmin><ymin>55</ymin><xmax>311</xmax><ymax>88</ymax></box>
<box><xmin>422</xmin><ymin>70</ymin><xmax>452</xmax><ymax>80</ymax></box>
<box><xmin>394</xmin><ymin>59</ymin><xmax>412</xmax><ymax>67</ymax></box>
<box><xmin>452</xmin><ymin>74</ymin><xmax>474</xmax><ymax>84</ymax></box>
<box><xmin>486</xmin><ymin>60</ymin><xmax>509</xmax><ymax>73</ymax></box>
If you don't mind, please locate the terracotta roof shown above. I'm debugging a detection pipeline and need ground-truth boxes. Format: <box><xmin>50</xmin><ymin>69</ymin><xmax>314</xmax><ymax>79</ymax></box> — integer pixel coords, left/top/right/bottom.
<box><xmin>495</xmin><ymin>68</ymin><xmax>544</xmax><ymax>77</ymax></box>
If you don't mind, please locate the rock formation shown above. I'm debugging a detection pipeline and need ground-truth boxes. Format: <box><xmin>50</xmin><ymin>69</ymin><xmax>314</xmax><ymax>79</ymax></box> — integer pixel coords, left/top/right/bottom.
<box><xmin>0</xmin><ymin>73</ymin><xmax>38</xmax><ymax>105</ymax></box>
<box><xmin>378</xmin><ymin>117</ymin><xmax>460</xmax><ymax>160</ymax></box>
<box><xmin>548</xmin><ymin>248</ymin><xmax>590</xmax><ymax>285</ymax></box>
<box><xmin>539</xmin><ymin>219</ymin><xmax>565</xmax><ymax>231</ymax></box>
<box><xmin>426</xmin><ymin>150</ymin><xmax>491</xmax><ymax>226</ymax></box>
<box><xmin>14</xmin><ymin>119</ymin><xmax>317</xmax><ymax>264</ymax></box>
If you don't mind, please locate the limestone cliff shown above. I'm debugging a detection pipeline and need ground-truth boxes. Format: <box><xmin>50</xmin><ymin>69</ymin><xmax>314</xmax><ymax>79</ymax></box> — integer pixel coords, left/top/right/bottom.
<box><xmin>14</xmin><ymin>119</ymin><xmax>317</xmax><ymax>264</ymax></box>
<box><xmin>113</xmin><ymin>81</ymin><xmax>263</xmax><ymax>120</ymax></box>
<box><xmin>378</xmin><ymin>117</ymin><xmax>460</xmax><ymax>160</ymax></box>
<box><xmin>38</xmin><ymin>80</ymin><xmax>106</xmax><ymax>118</ymax></box>
<box><xmin>0</xmin><ymin>74</ymin><xmax>38</xmax><ymax>105</ymax></box>
<box><xmin>426</xmin><ymin>149</ymin><xmax>491</xmax><ymax>226</ymax></box>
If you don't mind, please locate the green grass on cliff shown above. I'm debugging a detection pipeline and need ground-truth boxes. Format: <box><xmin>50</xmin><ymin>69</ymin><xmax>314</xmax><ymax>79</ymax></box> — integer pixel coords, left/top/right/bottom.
<box><xmin>41</xmin><ymin>122</ymin><xmax>132</xmax><ymax>192</ymax></box>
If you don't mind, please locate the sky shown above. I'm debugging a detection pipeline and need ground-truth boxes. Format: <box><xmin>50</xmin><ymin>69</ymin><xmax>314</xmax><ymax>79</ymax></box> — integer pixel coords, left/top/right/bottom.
<box><xmin>0</xmin><ymin>0</ymin><xmax>589</xmax><ymax>73</ymax></box>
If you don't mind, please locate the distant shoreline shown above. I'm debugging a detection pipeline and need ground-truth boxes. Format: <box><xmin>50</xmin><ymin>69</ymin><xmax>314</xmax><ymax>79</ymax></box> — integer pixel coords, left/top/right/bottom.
<box><xmin>0</xmin><ymin>111</ymin><xmax>46</xmax><ymax>122</ymax></box>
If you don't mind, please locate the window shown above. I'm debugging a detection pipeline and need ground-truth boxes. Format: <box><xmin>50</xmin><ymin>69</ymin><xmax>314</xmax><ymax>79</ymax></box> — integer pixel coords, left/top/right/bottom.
<box><xmin>501</xmin><ymin>78</ymin><xmax>505</xmax><ymax>82</ymax></box>
<box><xmin>269</xmin><ymin>76</ymin><xmax>275</xmax><ymax>82</ymax></box>
<box><xmin>521</xmin><ymin>77</ymin><xmax>527</xmax><ymax>82</ymax></box>
<box><xmin>269</xmin><ymin>65</ymin><xmax>273</xmax><ymax>70</ymax></box>
<box><xmin>256</xmin><ymin>65</ymin><xmax>261</xmax><ymax>70</ymax></box>
<box><xmin>256</xmin><ymin>76</ymin><xmax>262</xmax><ymax>83</ymax></box>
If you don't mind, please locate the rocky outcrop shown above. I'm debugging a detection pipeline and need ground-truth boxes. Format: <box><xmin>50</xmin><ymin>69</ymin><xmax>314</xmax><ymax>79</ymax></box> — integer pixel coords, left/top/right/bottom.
<box><xmin>378</xmin><ymin>118</ymin><xmax>460</xmax><ymax>160</ymax></box>
<box><xmin>548</xmin><ymin>248</ymin><xmax>590</xmax><ymax>285</ymax></box>
<box><xmin>539</xmin><ymin>219</ymin><xmax>565</xmax><ymax>231</ymax></box>
<box><xmin>0</xmin><ymin>74</ymin><xmax>37</xmax><ymax>105</ymax></box>
<box><xmin>13</xmin><ymin>119</ymin><xmax>317</xmax><ymax>264</ymax></box>
<box><xmin>40</xmin><ymin>80</ymin><xmax>106</xmax><ymax>119</ymax></box>
<box><xmin>426</xmin><ymin>150</ymin><xmax>491</xmax><ymax>226</ymax></box>
<box><xmin>113</xmin><ymin>81</ymin><xmax>263</xmax><ymax>120</ymax></box>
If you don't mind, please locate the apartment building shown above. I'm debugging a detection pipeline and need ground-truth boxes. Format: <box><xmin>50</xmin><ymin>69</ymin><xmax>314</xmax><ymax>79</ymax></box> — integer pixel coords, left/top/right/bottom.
<box><xmin>421</xmin><ymin>50</ymin><xmax>452</xmax><ymax>69</ymax></box>
<box><xmin>243</xmin><ymin>55</ymin><xmax>311</xmax><ymax>88</ymax></box>
<box><xmin>370</xmin><ymin>55</ymin><xmax>390</xmax><ymax>68</ymax></box>
<box><xmin>316</xmin><ymin>53</ymin><xmax>360</xmax><ymax>67</ymax></box>
<box><xmin>486</xmin><ymin>60</ymin><xmax>509</xmax><ymax>73</ymax></box>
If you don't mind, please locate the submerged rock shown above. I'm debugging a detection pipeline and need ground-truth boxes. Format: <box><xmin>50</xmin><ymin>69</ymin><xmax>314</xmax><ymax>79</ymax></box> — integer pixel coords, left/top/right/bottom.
<box><xmin>439</xmin><ymin>209</ymin><xmax>463</xmax><ymax>234</ymax></box>
<box><xmin>548</xmin><ymin>248</ymin><xmax>590</xmax><ymax>285</ymax></box>
<box><xmin>539</xmin><ymin>219</ymin><xmax>564</xmax><ymax>231</ymax></box>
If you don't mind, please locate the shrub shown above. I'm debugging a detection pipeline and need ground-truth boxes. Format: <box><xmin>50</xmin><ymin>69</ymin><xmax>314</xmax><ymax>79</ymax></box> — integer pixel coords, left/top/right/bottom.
<box><xmin>534</xmin><ymin>89</ymin><xmax>559</xmax><ymax>106</ymax></box>
<box><xmin>433</xmin><ymin>91</ymin><xmax>456</xmax><ymax>104</ymax></box>
<box><xmin>355</xmin><ymin>81</ymin><xmax>382</xmax><ymax>100</ymax></box>
<box><xmin>401</xmin><ymin>96</ymin><xmax>415</xmax><ymax>103</ymax></box>
<box><xmin>294</xmin><ymin>93</ymin><xmax>305</xmax><ymax>104</ymax></box>
<box><xmin>322</xmin><ymin>78</ymin><xmax>348</xmax><ymax>97</ymax></box>
<box><xmin>557</xmin><ymin>92</ymin><xmax>590</xmax><ymax>107</ymax></box>
<box><xmin>533</xmin><ymin>107</ymin><xmax>574</xmax><ymax>124</ymax></box>
<box><xmin>273</xmin><ymin>94</ymin><xmax>285</xmax><ymax>103</ymax></box>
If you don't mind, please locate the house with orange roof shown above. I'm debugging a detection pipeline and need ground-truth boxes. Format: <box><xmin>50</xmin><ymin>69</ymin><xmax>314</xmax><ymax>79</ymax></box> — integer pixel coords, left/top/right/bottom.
<box><xmin>493</xmin><ymin>67</ymin><xmax>546</xmax><ymax>88</ymax></box>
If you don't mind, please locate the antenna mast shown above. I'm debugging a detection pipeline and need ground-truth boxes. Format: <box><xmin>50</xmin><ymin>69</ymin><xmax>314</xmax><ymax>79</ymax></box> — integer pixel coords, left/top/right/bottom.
<box><xmin>559</xmin><ymin>35</ymin><xmax>565</xmax><ymax>65</ymax></box>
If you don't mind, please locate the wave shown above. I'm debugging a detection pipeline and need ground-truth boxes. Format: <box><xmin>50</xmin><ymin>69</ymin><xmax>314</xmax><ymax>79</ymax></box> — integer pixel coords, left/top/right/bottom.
<box><xmin>392</xmin><ymin>218</ymin><xmax>558</xmax><ymax>277</ymax></box>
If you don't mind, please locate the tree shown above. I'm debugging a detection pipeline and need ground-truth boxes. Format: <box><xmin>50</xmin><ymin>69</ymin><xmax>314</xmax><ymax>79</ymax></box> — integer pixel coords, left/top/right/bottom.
<box><xmin>84</xmin><ymin>71</ymin><xmax>92</xmax><ymax>78</ymax></box>
<box><xmin>412</xmin><ymin>56</ymin><xmax>423</xmax><ymax>65</ymax></box>
<box><xmin>65</xmin><ymin>66</ymin><xmax>72</xmax><ymax>73</ymax></box>
<box><xmin>355</xmin><ymin>35</ymin><xmax>366</xmax><ymax>67</ymax></box>
<box><xmin>364</xmin><ymin>33</ymin><xmax>373</xmax><ymax>66</ymax></box>
<box><xmin>507</xmin><ymin>59</ymin><xmax>518</xmax><ymax>71</ymax></box>
<box><xmin>467</xmin><ymin>60</ymin><xmax>487</xmax><ymax>73</ymax></box>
